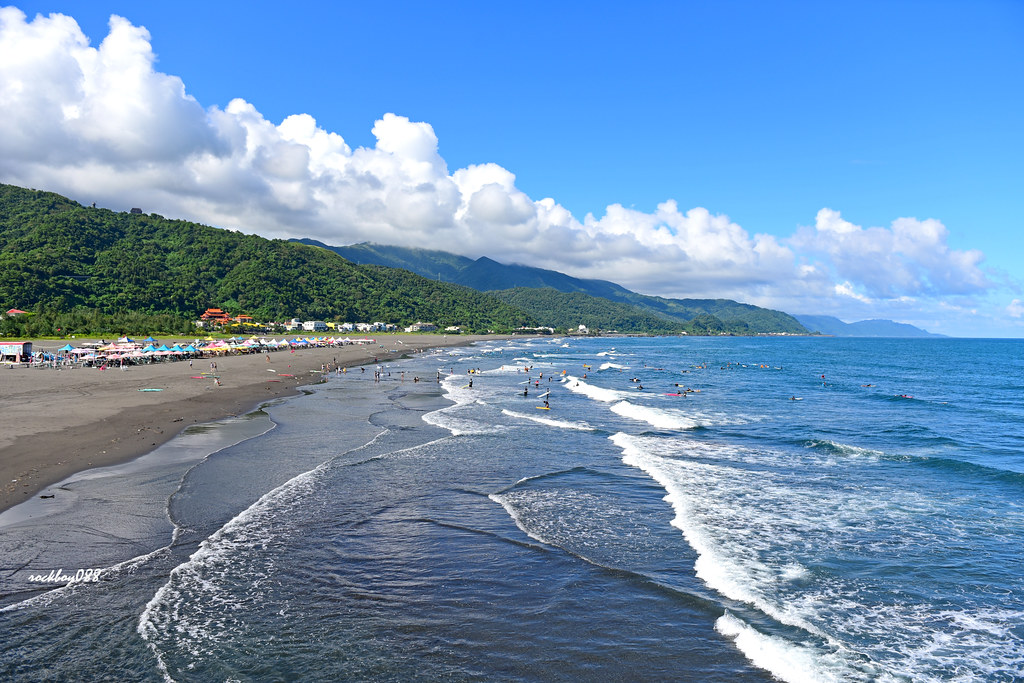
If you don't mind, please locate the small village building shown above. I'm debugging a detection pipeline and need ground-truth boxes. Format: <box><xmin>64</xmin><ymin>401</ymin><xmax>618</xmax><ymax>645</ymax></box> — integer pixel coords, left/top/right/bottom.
<box><xmin>0</xmin><ymin>341</ymin><xmax>32</xmax><ymax>363</ymax></box>
<box><xmin>302</xmin><ymin>320</ymin><xmax>328</xmax><ymax>332</ymax></box>
<box><xmin>405</xmin><ymin>322</ymin><xmax>438</xmax><ymax>333</ymax></box>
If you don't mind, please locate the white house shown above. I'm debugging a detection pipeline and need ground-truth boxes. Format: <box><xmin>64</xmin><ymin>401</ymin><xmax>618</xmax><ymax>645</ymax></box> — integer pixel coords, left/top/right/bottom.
<box><xmin>302</xmin><ymin>320</ymin><xmax>328</xmax><ymax>332</ymax></box>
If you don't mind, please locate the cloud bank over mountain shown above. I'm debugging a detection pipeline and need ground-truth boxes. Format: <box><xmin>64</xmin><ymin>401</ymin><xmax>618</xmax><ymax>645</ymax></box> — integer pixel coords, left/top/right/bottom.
<box><xmin>0</xmin><ymin>8</ymin><xmax>1012</xmax><ymax>334</ymax></box>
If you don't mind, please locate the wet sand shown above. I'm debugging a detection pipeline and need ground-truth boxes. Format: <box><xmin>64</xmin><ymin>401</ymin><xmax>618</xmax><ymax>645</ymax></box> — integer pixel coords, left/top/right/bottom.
<box><xmin>0</xmin><ymin>334</ymin><xmax>501</xmax><ymax>513</ymax></box>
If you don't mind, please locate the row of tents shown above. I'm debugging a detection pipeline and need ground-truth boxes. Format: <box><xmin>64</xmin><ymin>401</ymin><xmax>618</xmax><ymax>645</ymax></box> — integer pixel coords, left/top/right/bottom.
<box><xmin>40</xmin><ymin>336</ymin><xmax>378</xmax><ymax>365</ymax></box>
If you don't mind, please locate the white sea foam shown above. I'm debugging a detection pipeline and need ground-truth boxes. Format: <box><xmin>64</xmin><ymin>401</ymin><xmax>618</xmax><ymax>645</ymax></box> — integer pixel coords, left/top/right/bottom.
<box><xmin>501</xmin><ymin>409</ymin><xmax>596</xmax><ymax>431</ymax></box>
<box><xmin>598</xmin><ymin>362</ymin><xmax>628</xmax><ymax>371</ymax></box>
<box><xmin>421</xmin><ymin>375</ymin><xmax>507</xmax><ymax>436</ymax></box>
<box><xmin>610</xmin><ymin>401</ymin><xmax>698</xmax><ymax>430</ymax></box>
<box><xmin>813</xmin><ymin>440</ymin><xmax>886</xmax><ymax>459</ymax></box>
<box><xmin>612</xmin><ymin>433</ymin><xmax>813</xmax><ymax>626</ymax></box>
<box><xmin>609</xmin><ymin>431</ymin><xmax>871</xmax><ymax>682</ymax></box>
<box><xmin>138</xmin><ymin>453</ymin><xmax>334</xmax><ymax>681</ymax></box>
<box><xmin>715</xmin><ymin>612</ymin><xmax>846</xmax><ymax>683</ymax></box>
<box><xmin>612</xmin><ymin>430</ymin><xmax>1024</xmax><ymax>682</ymax></box>
<box><xmin>486</xmin><ymin>363</ymin><xmax>527</xmax><ymax>374</ymax></box>
<box><xmin>563</xmin><ymin>376</ymin><xmax>636</xmax><ymax>403</ymax></box>
<box><xmin>422</xmin><ymin>408</ymin><xmax>507</xmax><ymax>436</ymax></box>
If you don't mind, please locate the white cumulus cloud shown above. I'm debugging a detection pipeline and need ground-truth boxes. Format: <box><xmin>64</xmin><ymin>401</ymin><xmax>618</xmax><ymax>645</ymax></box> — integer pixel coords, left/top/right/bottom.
<box><xmin>0</xmin><ymin>7</ymin><xmax>1007</xmax><ymax>334</ymax></box>
<box><xmin>791</xmin><ymin>208</ymin><xmax>990</xmax><ymax>298</ymax></box>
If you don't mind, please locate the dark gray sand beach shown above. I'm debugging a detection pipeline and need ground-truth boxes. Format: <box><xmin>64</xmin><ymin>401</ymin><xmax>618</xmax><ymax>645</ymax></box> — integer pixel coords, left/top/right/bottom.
<box><xmin>0</xmin><ymin>334</ymin><xmax>501</xmax><ymax>512</ymax></box>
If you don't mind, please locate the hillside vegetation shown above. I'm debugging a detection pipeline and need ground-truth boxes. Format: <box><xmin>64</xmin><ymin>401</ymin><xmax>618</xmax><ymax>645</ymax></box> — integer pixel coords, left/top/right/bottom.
<box><xmin>489</xmin><ymin>287</ymin><xmax>683</xmax><ymax>333</ymax></box>
<box><xmin>309</xmin><ymin>240</ymin><xmax>808</xmax><ymax>334</ymax></box>
<box><xmin>0</xmin><ymin>184</ymin><xmax>535</xmax><ymax>334</ymax></box>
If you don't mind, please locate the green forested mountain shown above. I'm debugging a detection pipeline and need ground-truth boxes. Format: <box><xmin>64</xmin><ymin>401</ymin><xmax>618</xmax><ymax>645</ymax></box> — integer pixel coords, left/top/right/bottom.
<box><xmin>0</xmin><ymin>184</ymin><xmax>535</xmax><ymax>333</ymax></box>
<box><xmin>489</xmin><ymin>287</ymin><xmax>684</xmax><ymax>333</ymax></box>
<box><xmin>298</xmin><ymin>240</ymin><xmax>636</xmax><ymax>299</ymax></box>
<box><xmin>302</xmin><ymin>240</ymin><xmax>808</xmax><ymax>334</ymax></box>
<box><xmin>613</xmin><ymin>293</ymin><xmax>807</xmax><ymax>334</ymax></box>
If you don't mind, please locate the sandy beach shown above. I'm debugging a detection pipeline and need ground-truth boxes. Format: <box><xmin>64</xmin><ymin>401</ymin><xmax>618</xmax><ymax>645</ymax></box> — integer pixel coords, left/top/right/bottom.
<box><xmin>0</xmin><ymin>334</ymin><xmax>500</xmax><ymax>513</ymax></box>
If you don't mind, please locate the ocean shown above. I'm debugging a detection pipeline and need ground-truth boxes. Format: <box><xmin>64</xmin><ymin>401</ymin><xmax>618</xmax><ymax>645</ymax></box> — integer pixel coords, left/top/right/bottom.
<box><xmin>1</xmin><ymin>336</ymin><xmax>1022</xmax><ymax>682</ymax></box>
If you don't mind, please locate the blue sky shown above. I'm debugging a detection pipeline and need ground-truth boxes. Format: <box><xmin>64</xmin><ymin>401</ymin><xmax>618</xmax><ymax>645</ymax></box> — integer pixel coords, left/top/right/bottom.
<box><xmin>2</xmin><ymin>1</ymin><xmax>1022</xmax><ymax>335</ymax></box>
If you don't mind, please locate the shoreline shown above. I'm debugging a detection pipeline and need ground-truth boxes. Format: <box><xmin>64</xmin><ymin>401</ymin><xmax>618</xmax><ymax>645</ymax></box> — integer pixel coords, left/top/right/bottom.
<box><xmin>0</xmin><ymin>333</ymin><xmax>504</xmax><ymax>513</ymax></box>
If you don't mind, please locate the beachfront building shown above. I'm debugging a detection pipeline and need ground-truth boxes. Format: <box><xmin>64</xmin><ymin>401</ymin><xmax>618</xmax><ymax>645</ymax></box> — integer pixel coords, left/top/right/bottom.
<box><xmin>405</xmin><ymin>322</ymin><xmax>438</xmax><ymax>333</ymax></box>
<box><xmin>199</xmin><ymin>308</ymin><xmax>231</xmax><ymax>325</ymax></box>
<box><xmin>0</xmin><ymin>341</ymin><xmax>32</xmax><ymax>362</ymax></box>
<box><xmin>302</xmin><ymin>321</ymin><xmax>328</xmax><ymax>332</ymax></box>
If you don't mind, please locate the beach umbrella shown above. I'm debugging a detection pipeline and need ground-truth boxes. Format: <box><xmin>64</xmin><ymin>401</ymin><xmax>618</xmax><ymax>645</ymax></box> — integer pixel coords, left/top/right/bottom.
<box><xmin>144</xmin><ymin>336</ymin><xmax>157</xmax><ymax>342</ymax></box>
<box><xmin>58</xmin><ymin>343</ymin><xmax>75</xmax><ymax>352</ymax></box>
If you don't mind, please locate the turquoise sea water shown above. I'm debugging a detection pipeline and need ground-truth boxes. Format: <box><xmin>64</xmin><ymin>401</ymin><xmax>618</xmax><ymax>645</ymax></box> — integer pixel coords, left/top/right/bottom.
<box><xmin>1</xmin><ymin>336</ymin><xmax>1022</xmax><ymax>681</ymax></box>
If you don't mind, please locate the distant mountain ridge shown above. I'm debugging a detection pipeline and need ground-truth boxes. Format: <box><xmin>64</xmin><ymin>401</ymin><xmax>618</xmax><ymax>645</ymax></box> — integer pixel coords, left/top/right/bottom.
<box><xmin>298</xmin><ymin>240</ymin><xmax>809</xmax><ymax>334</ymax></box>
<box><xmin>795</xmin><ymin>314</ymin><xmax>943</xmax><ymax>338</ymax></box>
<box><xmin>294</xmin><ymin>240</ymin><xmax>633</xmax><ymax>298</ymax></box>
